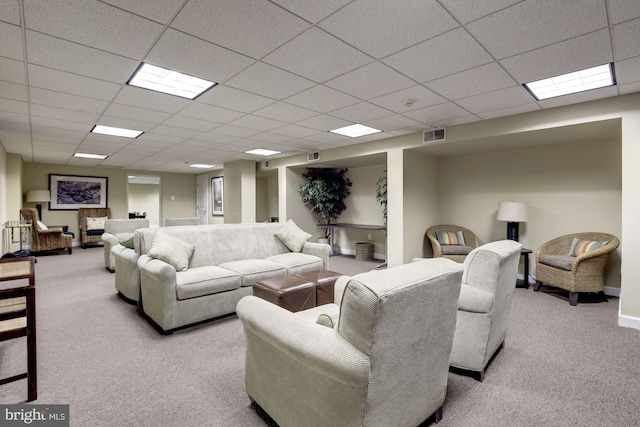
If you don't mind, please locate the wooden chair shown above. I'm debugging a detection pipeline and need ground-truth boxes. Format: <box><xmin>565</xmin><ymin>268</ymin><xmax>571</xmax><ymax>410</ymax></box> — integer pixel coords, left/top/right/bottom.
<box><xmin>0</xmin><ymin>256</ymin><xmax>37</xmax><ymax>401</ymax></box>
<box><xmin>20</xmin><ymin>208</ymin><xmax>72</xmax><ymax>254</ymax></box>
<box><xmin>534</xmin><ymin>232</ymin><xmax>619</xmax><ymax>305</ymax></box>
<box><xmin>78</xmin><ymin>208</ymin><xmax>111</xmax><ymax>249</ymax></box>
<box><xmin>426</xmin><ymin>225</ymin><xmax>480</xmax><ymax>262</ymax></box>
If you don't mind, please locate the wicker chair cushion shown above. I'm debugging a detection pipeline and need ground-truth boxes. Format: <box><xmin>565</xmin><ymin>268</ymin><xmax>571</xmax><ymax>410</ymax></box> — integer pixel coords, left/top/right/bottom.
<box><xmin>86</xmin><ymin>216</ymin><xmax>107</xmax><ymax>230</ymax></box>
<box><xmin>437</xmin><ymin>230</ymin><xmax>465</xmax><ymax>245</ymax></box>
<box><xmin>442</xmin><ymin>245</ymin><xmax>474</xmax><ymax>255</ymax></box>
<box><xmin>568</xmin><ymin>238</ymin><xmax>608</xmax><ymax>256</ymax></box>
<box><xmin>539</xmin><ymin>254</ymin><xmax>575</xmax><ymax>271</ymax></box>
<box><xmin>36</xmin><ymin>221</ymin><xmax>48</xmax><ymax>230</ymax></box>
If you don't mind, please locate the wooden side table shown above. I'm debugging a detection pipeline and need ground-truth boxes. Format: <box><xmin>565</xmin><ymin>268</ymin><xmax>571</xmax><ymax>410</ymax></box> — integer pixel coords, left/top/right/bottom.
<box><xmin>517</xmin><ymin>248</ymin><xmax>532</xmax><ymax>288</ymax></box>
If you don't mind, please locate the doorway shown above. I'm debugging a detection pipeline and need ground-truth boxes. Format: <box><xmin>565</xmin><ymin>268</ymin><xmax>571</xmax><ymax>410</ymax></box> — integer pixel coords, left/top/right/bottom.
<box><xmin>127</xmin><ymin>175</ymin><xmax>161</xmax><ymax>226</ymax></box>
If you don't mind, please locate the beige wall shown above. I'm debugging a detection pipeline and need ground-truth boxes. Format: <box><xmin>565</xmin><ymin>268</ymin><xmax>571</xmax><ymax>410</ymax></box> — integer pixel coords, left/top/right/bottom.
<box><xmin>128</xmin><ymin>183</ymin><xmax>160</xmax><ymax>226</ymax></box>
<box><xmin>223</xmin><ymin>160</ymin><xmax>255</xmax><ymax>223</ymax></box>
<box><xmin>21</xmin><ymin>163</ymin><xmax>197</xmax><ymax>242</ymax></box>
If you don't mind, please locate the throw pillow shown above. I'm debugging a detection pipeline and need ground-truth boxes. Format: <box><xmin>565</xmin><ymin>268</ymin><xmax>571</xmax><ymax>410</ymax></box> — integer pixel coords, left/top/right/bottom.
<box><xmin>569</xmin><ymin>238</ymin><xmax>608</xmax><ymax>257</ymax></box>
<box><xmin>275</xmin><ymin>219</ymin><xmax>312</xmax><ymax>252</ymax></box>
<box><xmin>437</xmin><ymin>230</ymin><xmax>466</xmax><ymax>246</ymax></box>
<box><xmin>148</xmin><ymin>231</ymin><xmax>195</xmax><ymax>271</ymax></box>
<box><xmin>120</xmin><ymin>237</ymin><xmax>135</xmax><ymax>249</ymax></box>
<box><xmin>36</xmin><ymin>220</ymin><xmax>48</xmax><ymax>230</ymax></box>
<box><xmin>86</xmin><ymin>216</ymin><xmax>107</xmax><ymax>231</ymax></box>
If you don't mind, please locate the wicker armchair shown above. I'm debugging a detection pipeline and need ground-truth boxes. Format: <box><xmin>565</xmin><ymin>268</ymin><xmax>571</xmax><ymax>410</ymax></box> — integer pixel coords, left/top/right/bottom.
<box><xmin>534</xmin><ymin>232</ymin><xmax>619</xmax><ymax>306</ymax></box>
<box><xmin>20</xmin><ymin>208</ymin><xmax>72</xmax><ymax>254</ymax></box>
<box><xmin>426</xmin><ymin>225</ymin><xmax>480</xmax><ymax>262</ymax></box>
<box><xmin>78</xmin><ymin>208</ymin><xmax>111</xmax><ymax>249</ymax></box>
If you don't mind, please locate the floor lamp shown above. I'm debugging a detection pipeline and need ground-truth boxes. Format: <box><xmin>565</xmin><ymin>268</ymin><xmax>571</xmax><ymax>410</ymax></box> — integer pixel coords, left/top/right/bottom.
<box><xmin>26</xmin><ymin>190</ymin><xmax>51</xmax><ymax>220</ymax></box>
<box><xmin>496</xmin><ymin>201</ymin><xmax>529</xmax><ymax>242</ymax></box>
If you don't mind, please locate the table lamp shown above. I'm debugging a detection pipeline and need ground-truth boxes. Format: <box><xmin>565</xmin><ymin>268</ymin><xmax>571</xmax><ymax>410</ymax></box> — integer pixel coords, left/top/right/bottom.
<box><xmin>497</xmin><ymin>201</ymin><xmax>529</xmax><ymax>242</ymax></box>
<box><xmin>26</xmin><ymin>190</ymin><xmax>50</xmax><ymax>220</ymax></box>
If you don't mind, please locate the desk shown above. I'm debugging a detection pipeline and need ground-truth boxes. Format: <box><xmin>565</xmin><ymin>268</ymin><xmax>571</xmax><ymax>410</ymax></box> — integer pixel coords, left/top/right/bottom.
<box><xmin>3</xmin><ymin>220</ymin><xmax>32</xmax><ymax>252</ymax></box>
<box><xmin>517</xmin><ymin>248</ymin><xmax>532</xmax><ymax>288</ymax></box>
<box><xmin>317</xmin><ymin>223</ymin><xmax>387</xmax><ymax>268</ymax></box>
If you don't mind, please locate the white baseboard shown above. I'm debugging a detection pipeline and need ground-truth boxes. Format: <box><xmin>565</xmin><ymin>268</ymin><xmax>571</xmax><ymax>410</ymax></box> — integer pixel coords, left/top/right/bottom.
<box><xmin>618</xmin><ymin>313</ymin><xmax>640</xmax><ymax>330</ymax></box>
<box><xmin>604</xmin><ymin>286</ymin><xmax>621</xmax><ymax>297</ymax></box>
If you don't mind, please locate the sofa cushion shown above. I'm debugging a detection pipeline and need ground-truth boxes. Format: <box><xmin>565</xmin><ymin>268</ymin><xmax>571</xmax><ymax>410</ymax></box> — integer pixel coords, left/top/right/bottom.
<box><xmin>568</xmin><ymin>238</ymin><xmax>608</xmax><ymax>256</ymax></box>
<box><xmin>437</xmin><ymin>230</ymin><xmax>465</xmax><ymax>245</ymax></box>
<box><xmin>218</xmin><ymin>259</ymin><xmax>286</xmax><ymax>287</ymax></box>
<box><xmin>274</xmin><ymin>219</ymin><xmax>312</xmax><ymax>252</ymax></box>
<box><xmin>87</xmin><ymin>216</ymin><xmax>107</xmax><ymax>230</ymax></box>
<box><xmin>148</xmin><ymin>231</ymin><xmax>195</xmax><ymax>272</ymax></box>
<box><xmin>176</xmin><ymin>266</ymin><xmax>241</xmax><ymax>300</ymax></box>
<box><xmin>442</xmin><ymin>245</ymin><xmax>474</xmax><ymax>255</ymax></box>
<box><xmin>539</xmin><ymin>254</ymin><xmax>575</xmax><ymax>271</ymax></box>
<box><xmin>266</xmin><ymin>253</ymin><xmax>324</xmax><ymax>275</ymax></box>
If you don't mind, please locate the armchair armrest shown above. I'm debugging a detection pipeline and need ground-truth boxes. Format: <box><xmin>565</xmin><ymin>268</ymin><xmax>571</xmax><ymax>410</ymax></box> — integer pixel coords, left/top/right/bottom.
<box><xmin>301</xmin><ymin>241</ymin><xmax>330</xmax><ymax>269</ymax></box>
<box><xmin>457</xmin><ymin>284</ymin><xmax>494</xmax><ymax>313</ymax></box>
<box><xmin>237</xmin><ymin>295</ymin><xmax>369</xmax><ymax>387</ymax></box>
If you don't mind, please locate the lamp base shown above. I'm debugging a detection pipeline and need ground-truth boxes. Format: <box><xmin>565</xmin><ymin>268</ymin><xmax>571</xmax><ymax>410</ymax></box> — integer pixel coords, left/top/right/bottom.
<box><xmin>506</xmin><ymin>222</ymin><xmax>519</xmax><ymax>242</ymax></box>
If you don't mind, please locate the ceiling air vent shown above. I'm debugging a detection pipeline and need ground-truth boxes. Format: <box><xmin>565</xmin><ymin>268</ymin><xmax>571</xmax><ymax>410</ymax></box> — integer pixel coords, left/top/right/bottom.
<box><xmin>307</xmin><ymin>152</ymin><xmax>320</xmax><ymax>161</ymax></box>
<box><xmin>423</xmin><ymin>128</ymin><xmax>446</xmax><ymax>144</ymax></box>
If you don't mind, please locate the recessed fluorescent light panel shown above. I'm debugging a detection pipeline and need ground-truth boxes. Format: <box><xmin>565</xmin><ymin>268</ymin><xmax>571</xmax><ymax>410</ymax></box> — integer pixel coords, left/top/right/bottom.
<box><xmin>74</xmin><ymin>152</ymin><xmax>108</xmax><ymax>160</ymax></box>
<box><xmin>523</xmin><ymin>63</ymin><xmax>616</xmax><ymax>101</ymax></box>
<box><xmin>189</xmin><ymin>164</ymin><xmax>216</xmax><ymax>169</ymax></box>
<box><xmin>91</xmin><ymin>125</ymin><xmax>143</xmax><ymax>138</ymax></box>
<box><xmin>127</xmin><ymin>63</ymin><xmax>217</xmax><ymax>99</ymax></box>
<box><xmin>329</xmin><ymin>124</ymin><xmax>382</xmax><ymax>138</ymax></box>
<box><xmin>245</xmin><ymin>149</ymin><xmax>281</xmax><ymax>156</ymax></box>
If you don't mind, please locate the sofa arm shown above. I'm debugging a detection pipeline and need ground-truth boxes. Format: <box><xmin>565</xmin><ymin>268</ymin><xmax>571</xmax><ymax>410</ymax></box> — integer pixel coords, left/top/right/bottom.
<box><xmin>301</xmin><ymin>241</ymin><xmax>330</xmax><ymax>269</ymax></box>
<box><xmin>457</xmin><ymin>284</ymin><xmax>494</xmax><ymax>313</ymax></box>
<box><xmin>137</xmin><ymin>254</ymin><xmax>177</xmax><ymax>284</ymax></box>
<box><xmin>237</xmin><ymin>295</ymin><xmax>369</xmax><ymax>387</ymax></box>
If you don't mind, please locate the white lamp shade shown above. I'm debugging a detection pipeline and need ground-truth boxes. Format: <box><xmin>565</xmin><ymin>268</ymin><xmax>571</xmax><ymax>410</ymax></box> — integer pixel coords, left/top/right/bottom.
<box><xmin>26</xmin><ymin>190</ymin><xmax>51</xmax><ymax>203</ymax></box>
<box><xmin>497</xmin><ymin>202</ymin><xmax>529</xmax><ymax>222</ymax></box>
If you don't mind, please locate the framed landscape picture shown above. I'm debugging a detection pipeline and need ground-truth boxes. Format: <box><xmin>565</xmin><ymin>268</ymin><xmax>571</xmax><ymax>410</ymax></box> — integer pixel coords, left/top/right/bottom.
<box><xmin>49</xmin><ymin>174</ymin><xmax>108</xmax><ymax>210</ymax></box>
<box><xmin>211</xmin><ymin>176</ymin><xmax>223</xmax><ymax>216</ymax></box>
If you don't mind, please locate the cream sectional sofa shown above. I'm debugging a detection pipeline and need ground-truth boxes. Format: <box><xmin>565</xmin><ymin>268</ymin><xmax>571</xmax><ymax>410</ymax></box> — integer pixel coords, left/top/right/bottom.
<box><xmin>102</xmin><ymin>218</ymin><xmax>149</xmax><ymax>272</ymax></box>
<box><xmin>132</xmin><ymin>222</ymin><xmax>329</xmax><ymax>333</ymax></box>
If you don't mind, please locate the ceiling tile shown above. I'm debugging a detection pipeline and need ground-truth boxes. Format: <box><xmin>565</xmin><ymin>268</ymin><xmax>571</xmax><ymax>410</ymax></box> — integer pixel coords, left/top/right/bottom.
<box><xmin>403</xmin><ymin>102</ymin><xmax>471</xmax><ymax>124</ymax></box>
<box><xmin>103</xmin><ymin>103</ymin><xmax>172</xmax><ymax>124</ymax></box>
<box><xmin>113</xmin><ymin>86</ymin><xmax>190</xmax><ymax>114</ymax></box>
<box><xmin>30</xmin><ymin>104</ymin><xmax>98</xmax><ymax>124</ymax></box>
<box><xmin>325</xmin><ymin>62</ymin><xmax>415</xmax><ymax>99</ymax></box>
<box><xmin>615</xmin><ymin>56</ymin><xmax>640</xmax><ymax>85</ymax></box>
<box><xmin>100</xmin><ymin>0</ymin><xmax>184</xmax><ymax>24</ymax></box>
<box><xmin>230</xmin><ymin>115</ymin><xmax>287</xmax><ymax>132</ymax></box>
<box><xmin>613</xmin><ymin>18</ymin><xmax>640</xmax><ymax>61</ymax></box>
<box><xmin>296</xmin><ymin>114</ymin><xmax>351</xmax><ymax>132</ymax></box>
<box><xmin>608</xmin><ymin>0</ymin><xmax>640</xmax><ymax>24</ymax></box>
<box><xmin>0</xmin><ymin>21</ymin><xmax>24</xmax><ymax>61</ymax></box>
<box><xmin>438</xmin><ymin>0</ymin><xmax>522</xmax><ymax>24</ymax></box>
<box><xmin>270</xmin><ymin>124</ymin><xmax>319</xmax><ymax>138</ymax></box>
<box><xmin>328</xmin><ymin>101</ymin><xmax>395</xmax><ymax>123</ymax></box>
<box><xmin>477</xmin><ymin>103</ymin><xmax>541</xmax><ymax>120</ymax></box>
<box><xmin>426</xmin><ymin>63</ymin><xmax>517</xmax><ymax>100</ymax></box>
<box><xmin>0</xmin><ymin>0</ymin><xmax>21</xmax><ymax>25</ymax></box>
<box><xmin>270</xmin><ymin>0</ymin><xmax>351</xmax><ymax>23</ymax></box>
<box><xmin>467</xmin><ymin>0</ymin><xmax>607</xmax><ymax>59</ymax></box>
<box><xmin>369</xmin><ymin>85</ymin><xmax>447</xmax><ymax>113</ymax></box>
<box><xmin>363</xmin><ymin>114</ymin><xmax>423</xmax><ymax>132</ymax></box>
<box><xmin>0</xmin><ymin>57</ymin><xmax>25</xmax><ymax>86</ymax></box>
<box><xmin>29</xmin><ymin>87</ymin><xmax>109</xmax><ymax>114</ymax></box>
<box><xmin>284</xmin><ymin>85</ymin><xmax>360</xmax><ymax>113</ymax></box>
<box><xmin>208</xmin><ymin>124</ymin><xmax>261</xmax><ymax>139</ymax></box>
<box><xmin>225</xmin><ymin>62</ymin><xmax>315</xmax><ymax>100</ymax></box>
<box><xmin>148</xmin><ymin>125</ymin><xmax>198</xmax><ymax>140</ymax></box>
<box><xmin>254</xmin><ymin>102</ymin><xmax>319</xmax><ymax>122</ymax></box>
<box><xmin>24</xmin><ymin>0</ymin><xmax>163</xmax><ymax>59</ymax></box>
<box><xmin>301</xmin><ymin>131</ymin><xmax>349</xmax><ymax>144</ymax></box>
<box><xmin>0</xmin><ymin>99</ymin><xmax>27</xmax><ymax>115</ymax></box>
<box><xmin>197</xmin><ymin>85</ymin><xmax>275</xmax><ymax>114</ymax></box>
<box><xmin>26</xmin><ymin>31</ymin><xmax>139</xmax><ymax>83</ymax></box>
<box><xmin>428</xmin><ymin>114</ymin><xmax>480</xmax><ymax>128</ymax></box>
<box><xmin>191</xmin><ymin>132</ymin><xmax>238</xmax><ymax>145</ymax></box>
<box><xmin>171</xmin><ymin>0</ymin><xmax>310</xmax><ymax>59</ymax></box>
<box><xmin>500</xmin><ymin>29</ymin><xmax>613</xmax><ymax>83</ymax></box>
<box><xmin>382</xmin><ymin>28</ymin><xmax>493</xmax><ymax>83</ymax></box>
<box><xmin>136</xmin><ymin>133</ymin><xmax>184</xmax><ymax>145</ymax></box>
<box><xmin>455</xmin><ymin>86</ymin><xmax>533</xmax><ymax>113</ymax></box>
<box><xmin>30</xmin><ymin>116</ymin><xmax>89</xmax><ymax>132</ymax></box>
<box><xmin>263</xmin><ymin>27</ymin><xmax>372</xmax><ymax>83</ymax></box>
<box><xmin>179</xmin><ymin>103</ymin><xmax>245</xmax><ymax>124</ymax></box>
<box><xmin>0</xmin><ymin>81</ymin><xmax>27</xmax><ymax>101</ymax></box>
<box><xmin>162</xmin><ymin>115</ymin><xmax>219</xmax><ymax>132</ymax></box>
<box><xmin>619</xmin><ymin>81</ymin><xmax>640</xmax><ymax>95</ymax></box>
<box><xmin>27</xmin><ymin>65</ymin><xmax>121</xmax><ymax>101</ymax></box>
<box><xmin>319</xmin><ymin>0</ymin><xmax>458</xmax><ymax>59</ymax></box>
<box><xmin>145</xmin><ymin>29</ymin><xmax>255</xmax><ymax>84</ymax></box>
<box><xmin>244</xmin><ymin>132</ymin><xmax>295</xmax><ymax>144</ymax></box>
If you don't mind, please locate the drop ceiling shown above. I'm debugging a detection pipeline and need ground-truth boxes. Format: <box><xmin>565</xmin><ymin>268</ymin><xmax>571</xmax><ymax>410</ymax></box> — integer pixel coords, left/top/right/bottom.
<box><xmin>0</xmin><ymin>0</ymin><xmax>639</xmax><ymax>174</ymax></box>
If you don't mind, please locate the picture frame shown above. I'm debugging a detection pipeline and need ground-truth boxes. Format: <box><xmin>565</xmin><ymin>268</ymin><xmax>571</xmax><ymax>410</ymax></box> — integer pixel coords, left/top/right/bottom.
<box><xmin>211</xmin><ymin>176</ymin><xmax>224</xmax><ymax>216</ymax></box>
<box><xmin>49</xmin><ymin>174</ymin><xmax>108</xmax><ymax>210</ymax></box>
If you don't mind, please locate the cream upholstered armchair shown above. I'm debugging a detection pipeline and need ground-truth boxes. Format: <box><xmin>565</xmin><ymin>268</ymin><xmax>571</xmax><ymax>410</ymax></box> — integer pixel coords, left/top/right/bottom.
<box><xmin>534</xmin><ymin>232</ymin><xmax>619</xmax><ymax>306</ymax></box>
<box><xmin>20</xmin><ymin>208</ymin><xmax>72</xmax><ymax>254</ymax></box>
<box><xmin>426</xmin><ymin>224</ymin><xmax>480</xmax><ymax>262</ymax></box>
<box><xmin>78</xmin><ymin>207</ymin><xmax>111</xmax><ymax>249</ymax></box>
<box><xmin>237</xmin><ymin>258</ymin><xmax>463</xmax><ymax>427</ymax></box>
<box><xmin>446</xmin><ymin>240</ymin><xmax>522</xmax><ymax>381</ymax></box>
<box><xmin>102</xmin><ymin>218</ymin><xmax>149</xmax><ymax>272</ymax></box>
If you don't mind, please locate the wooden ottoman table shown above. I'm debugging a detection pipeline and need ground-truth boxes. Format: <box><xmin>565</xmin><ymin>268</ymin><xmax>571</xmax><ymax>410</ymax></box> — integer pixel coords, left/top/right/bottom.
<box><xmin>294</xmin><ymin>270</ymin><xmax>342</xmax><ymax>306</ymax></box>
<box><xmin>252</xmin><ymin>275</ymin><xmax>316</xmax><ymax>312</ymax></box>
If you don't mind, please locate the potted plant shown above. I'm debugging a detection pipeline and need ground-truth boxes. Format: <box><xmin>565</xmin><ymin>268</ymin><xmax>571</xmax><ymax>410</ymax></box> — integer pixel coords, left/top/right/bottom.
<box><xmin>376</xmin><ymin>170</ymin><xmax>387</xmax><ymax>227</ymax></box>
<box><xmin>298</xmin><ymin>167</ymin><xmax>352</xmax><ymax>241</ymax></box>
